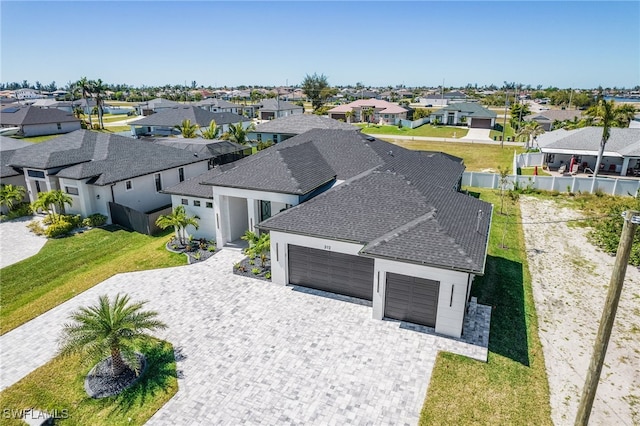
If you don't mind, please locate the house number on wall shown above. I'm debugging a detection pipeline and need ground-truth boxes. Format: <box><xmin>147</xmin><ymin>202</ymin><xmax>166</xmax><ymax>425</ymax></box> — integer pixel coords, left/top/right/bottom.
<box><xmin>324</xmin><ymin>245</ymin><xmax>331</xmax><ymax>250</ymax></box>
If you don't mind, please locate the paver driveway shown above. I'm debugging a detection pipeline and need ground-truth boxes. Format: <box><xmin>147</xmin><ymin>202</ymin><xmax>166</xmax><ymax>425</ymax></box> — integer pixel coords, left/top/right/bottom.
<box><xmin>0</xmin><ymin>216</ymin><xmax>46</xmax><ymax>269</ymax></box>
<box><xmin>1</xmin><ymin>250</ymin><xmax>486</xmax><ymax>424</ymax></box>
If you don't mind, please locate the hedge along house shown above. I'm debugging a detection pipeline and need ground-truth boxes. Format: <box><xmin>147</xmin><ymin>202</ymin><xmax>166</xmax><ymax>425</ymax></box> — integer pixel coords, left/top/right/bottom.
<box><xmin>0</xmin><ymin>136</ymin><xmax>32</xmax><ymax>213</ymax></box>
<box><xmin>429</xmin><ymin>102</ymin><xmax>497</xmax><ymax>128</ymax></box>
<box><xmin>183</xmin><ymin>128</ymin><xmax>491</xmax><ymax>338</ymax></box>
<box><xmin>7</xmin><ymin>130</ymin><xmax>211</xmax><ymax>227</ymax></box>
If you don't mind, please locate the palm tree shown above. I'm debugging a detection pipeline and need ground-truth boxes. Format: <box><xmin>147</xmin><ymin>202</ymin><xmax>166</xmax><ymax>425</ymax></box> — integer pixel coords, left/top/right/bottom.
<box><xmin>516</xmin><ymin>121</ymin><xmax>544</xmax><ymax>149</ymax></box>
<box><xmin>200</xmin><ymin>119</ymin><xmax>219</xmax><ymax>140</ymax></box>
<box><xmin>174</xmin><ymin>119</ymin><xmax>199</xmax><ymax>138</ymax></box>
<box><xmin>362</xmin><ymin>107</ymin><xmax>375</xmax><ymax>125</ymax></box>
<box><xmin>222</xmin><ymin>122</ymin><xmax>255</xmax><ymax>145</ymax></box>
<box><xmin>77</xmin><ymin>77</ymin><xmax>93</xmax><ymax>128</ymax></box>
<box><xmin>0</xmin><ymin>184</ymin><xmax>26</xmax><ymax>212</ymax></box>
<box><xmin>91</xmin><ymin>79</ymin><xmax>107</xmax><ymax>129</ymax></box>
<box><xmin>155</xmin><ymin>205</ymin><xmax>199</xmax><ymax>245</ymax></box>
<box><xmin>344</xmin><ymin>110</ymin><xmax>354</xmax><ymax>124</ymax></box>
<box><xmin>586</xmin><ymin>99</ymin><xmax>632</xmax><ymax>178</ymax></box>
<box><xmin>59</xmin><ymin>293</ymin><xmax>166</xmax><ymax>377</ymax></box>
<box><xmin>31</xmin><ymin>190</ymin><xmax>72</xmax><ymax>222</ymax></box>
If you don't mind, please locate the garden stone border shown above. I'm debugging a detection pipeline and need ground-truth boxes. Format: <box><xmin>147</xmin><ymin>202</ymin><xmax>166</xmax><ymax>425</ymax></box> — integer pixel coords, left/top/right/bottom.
<box><xmin>165</xmin><ymin>241</ymin><xmax>220</xmax><ymax>264</ymax></box>
<box><xmin>232</xmin><ymin>256</ymin><xmax>271</xmax><ymax>282</ymax></box>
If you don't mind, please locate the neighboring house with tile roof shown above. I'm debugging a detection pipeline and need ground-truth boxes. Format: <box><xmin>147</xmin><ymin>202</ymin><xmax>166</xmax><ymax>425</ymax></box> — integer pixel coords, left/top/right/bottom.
<box><xmin>429</xmin><ymin>102</ymin><xmax>497</xmax><ymax>128</ymax></box>
<box><xmin>7</xmin><ymin>130</ymin><xmax>211</xmax><ymax>226</ymax></box>
<box><xmin>129</xmin><ymin>106</ymin><xmax>252</xmax><ymax>137</ymax></box>
<box><xmin>327</xmin><ymin>99</ymin><xmax>408</xmax><ymax>125</ymax></box>
<box><xmin>0</xmin><ymin>105</ymin><xmax>81</xmax><ymax>137</ymax></box>
<box><xmin>163</xmin><ymin>128</ymin><xmax>491</xmax><ymax>338</ymax></box>
<box><xmin>257</xmin><ymin>99</ymin><xmax>304</xmax><ymax>120</ymax></box>
<box><xmin>538</xmin><ymin>127</ymin><xmax>640</xmax><ymax>175</ymax></box>
<box><xmin>524</xmin><ymin>109</ymin><xmax>583</xmax><ymax>131</ymax></box>
<box><xmin>249</xmin><ymin>114</ymin><xmax>359</xmax><ymax>143</ymax></box>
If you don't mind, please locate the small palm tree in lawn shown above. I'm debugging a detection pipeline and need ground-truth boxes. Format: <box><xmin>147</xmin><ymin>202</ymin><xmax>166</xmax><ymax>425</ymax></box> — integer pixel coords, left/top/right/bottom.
<box><xmin>0</xmin><ymin>184</ymin><xmax>26</xmax><ymax>212</ymax></box>
<box><xmin>200</xmin><ymin>119</ymin><xmax>220</xmax><ymax>140</ymax></box>
<box><xmin>155</xmin><ymin>205</ymin><xmax>199</xmax><ymax>245</ymax></box>
<box><xmin>174</xmin><ymin>119</ymin><xmax>199</xmax><ymax>138</ymax></box>
<box><xmin>59</xmin><ymin>293</ymin><xmax>166</xmax><ymax>377</ymax></box>
<box><xmin>223</xmin><ymin>122</ymin><xmax>255</xmax><ymax>145</ymax></box>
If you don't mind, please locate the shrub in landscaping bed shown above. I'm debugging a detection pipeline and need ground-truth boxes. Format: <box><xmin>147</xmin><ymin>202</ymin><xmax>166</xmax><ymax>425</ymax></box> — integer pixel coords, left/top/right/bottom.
<box><xmin>83</xmin><ymin>213</ymin><xmax>108</xmax><ymax>228</ymax></box>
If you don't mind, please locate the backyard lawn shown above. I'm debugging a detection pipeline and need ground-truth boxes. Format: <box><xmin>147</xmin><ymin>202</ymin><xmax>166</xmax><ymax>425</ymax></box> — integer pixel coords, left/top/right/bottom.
<box><xmin>420</xmin><ymin>188</ymin><xmax>552</xmax><ymax>425</ymax></box>
<box><xmin>0</xmin><ymin>226</ymin><xmax>186</xmax><ymax>335</ymax></box>
<box><xmin>0</xmin><ymin>339</ymin><xmax>177</xmax><ymax>425</ymax></box>
<box><xmin>10</xmin><ymin>134</ymin><xmax>59</xmax><ymax>143</ymax></box>
<box><xmin>389</xmin><ymin>139</ymin><xmax>524</xmax><ymax>172</ymax></box>
<box><xmin>355</xmin><ymin>123</ymin><xmax>469</xmax><ymax>138</ymax></box>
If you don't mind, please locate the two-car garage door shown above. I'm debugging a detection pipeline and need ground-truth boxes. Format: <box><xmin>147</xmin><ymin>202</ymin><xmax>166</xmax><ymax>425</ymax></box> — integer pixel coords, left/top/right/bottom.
<box><xmin>470</xmin><ymin>118</ymin><xmax>493</xmax><ymax>129</ymax></box>
<box><xmin>287</xmin><ymin>245</ymin><xmax>440</xmax><ymax>328</ymax></box>
<box><xmin>288</xmin><ymin>245</ymin><xmax>374</xmax><ymax>300</ymax></box>
<box><xmin>384</xmin><ymin>273</ymin><xmax>439</xmax><ymax>328</ymax></box>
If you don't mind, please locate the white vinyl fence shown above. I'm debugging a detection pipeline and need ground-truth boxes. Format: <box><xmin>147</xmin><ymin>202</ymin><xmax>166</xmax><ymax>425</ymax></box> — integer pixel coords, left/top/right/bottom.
<box><xmin>462</xmin><ymin>172</ymin><xmax>640</xmax><ymax>197</ymax></box>
<box><xmin>399</xmin><ymin>117</ymin><xmax>430</xmax><ymax>129</ymax></box>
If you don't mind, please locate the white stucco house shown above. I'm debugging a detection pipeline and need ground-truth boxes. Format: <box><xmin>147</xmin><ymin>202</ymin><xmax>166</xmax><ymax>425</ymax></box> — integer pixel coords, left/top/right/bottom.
<box><xmin>429</xmin><ymin>102</ymin><xmax>496</xmax><ymax>128</ymax></box>
<box><xmin>162</xmin><ymin>128</ymin><xmax>492</xmax><ymax>338</ymax></box>
<box><xmin>327</xmin><ymin>99</ymin><xmax>408</xmax><ymax>125</ymax></box>
<box><xmin>249</xmin><ymin>114</ymin><xmax>358</xmax><ymax>144</ymax></box>
<box><xmin>130</xmin><ymin>106</ymin><xmax>252</xmax><ymax>138</ymax></box>
<box><xmin>6</xmin><ymin>130</ymin><xmax>212</xmax><ymax>227</ymax></box>
<box><xmin>0</xmin><ymin>105</ymin><xmax>81</xmax><ymax>137</ymax></box>
<box><xmin>256</xmin><ymin>99</ymin><xmax>304</xmax><ymax>120</ymax></box>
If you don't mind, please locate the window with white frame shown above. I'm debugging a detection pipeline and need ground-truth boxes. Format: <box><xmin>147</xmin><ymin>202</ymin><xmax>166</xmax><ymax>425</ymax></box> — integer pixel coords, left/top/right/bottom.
<box><xmin>193</xmin><ymin>200</ymin><xmax>201</xmax><ymax>207</ymax></box>
<box><xmin>125</xmin><ymin>180</ymin><xmax>133</xmax><ymax>191</ymax></box>
<box><xmin>155</xmin><ymin>173</ymin><xmax>162</xmax><ymax>191</ymax></box>
<box><xmin>65</xmin><ymin>186</ymin><xmax>79</xmax><ymax>195</ymax></box>
<box><xmin>181</xmin><ymin>198</ymin><xmax>188</xmax><ymax>205</ymax></box>
<box><xmin>178</xmin><ymin>167</ymin><xmax>185</xmax><ymax>182</ymax></box>
<box><xmin>205</xmin><ymin>202</ymin><xmax>213</xmax><ymax>208</ymax></box>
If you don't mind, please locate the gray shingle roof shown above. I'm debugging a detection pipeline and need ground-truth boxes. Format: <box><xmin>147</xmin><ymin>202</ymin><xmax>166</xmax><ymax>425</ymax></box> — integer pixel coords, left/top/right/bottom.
<box><xmin>137</xmin><ymin>98</ymin><xmax>181</xmax><ymax>108</ymax></box>
<box><xmin>254</xmin><ymin>114</ymin><xmax>358</xmax><ymax>135</ymax></box>
<box><xmin>151</xmin><ymin>137</ymin><xmax>248</xmax><ymax>157</ymax></box>
<box><xmin>194</xmin><ymin>99</ymin><xmax>242</xmax><ymax>109</ymax></box>
<box><xmin>258</xmin><ymin>99</ymin><xmax>303</xmax><ymax>112</ymax></box>
<box><xmin>524</xmin><ymin>109</ymin><xmax>583</xmax><ymax>122</ymax></box>
<box><xmin>0</xmin><ymin>105</ymin><xmax>80</xmax><ymax>126</ymax></box>
<box><xmin>260</xmin><ymin>170</ymin><xmax>491</xmax><ymax>274</ymax></box>
<box><xmin>0</xmin><ymin>149</ymin><xmax>21</xmax><ymax>177</ymax></box>
<box><xmin>131</xmin><ymin>106</ymin><xmax>250</xmax><ymax>127</ymax></box>
<box><xmin>539</xmin><ymin>127</ymin><xmax>640</xmax><ymax>155</ymax></box>
<box><xmin>0</xmin><ymin>136</ymin><xmax>32</xmax><ymax>151</ymax></box>
<box><xmin>432</xmin><ymin>102</ymin><xmax>497</xmax><ymax>118</ymax></box>
<box><xmin>8</xmin><ymin>130</ymin><xmax>212</xmax><ymax>185</ymax></box>
<box><xmin>203</xmin><ymin>141</ymin><xmax>336</xmax><ymax>195</ymax></box>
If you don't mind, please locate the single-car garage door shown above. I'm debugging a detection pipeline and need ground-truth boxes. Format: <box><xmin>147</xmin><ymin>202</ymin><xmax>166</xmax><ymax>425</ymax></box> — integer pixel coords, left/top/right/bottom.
<box><xmin>288</xmin><ymin>245</ymin><xmax>374</xmax><ymax>300</ymax></box>
<box><xmin>470</xmin><ymin>118</ymin><xmax>492</xmax><ymax>129</ymax></box>
<box><xmin>385</xmin><ymin>272</ymin><xmax>439</xmax><ymax>327</ymax></box>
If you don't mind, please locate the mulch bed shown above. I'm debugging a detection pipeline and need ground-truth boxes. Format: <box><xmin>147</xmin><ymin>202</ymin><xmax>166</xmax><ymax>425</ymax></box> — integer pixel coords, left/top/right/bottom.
<box><xmin>232</xmin><ymin>255</ymin><xmax>271</xmax><ymax>282</ymax></box>
<box><xmin>84</xmin><ymin>353</ymin><xmax>146</xmax><ymax>399</ymax></box>
<box><xmin>165</xmin><ymin>239</ymin><xmax>219</xmax><ymax>264</ymax></box>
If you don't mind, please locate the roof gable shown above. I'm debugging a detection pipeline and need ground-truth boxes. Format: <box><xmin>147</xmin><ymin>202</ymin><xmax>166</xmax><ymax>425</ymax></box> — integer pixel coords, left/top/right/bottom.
<box><xmin>253</xmin><ymin>114</ymin><xmax>358</xmax><ymax>134</ymax></box>
<box><xmin>0</xmin><ymin>105</ymin><xmax>80</xmax><ymax>126</ymax></box>
<box><xmin>131</xmin><ymin>106</ymin><xmax>249</xmax><ymax>127</ymax></box>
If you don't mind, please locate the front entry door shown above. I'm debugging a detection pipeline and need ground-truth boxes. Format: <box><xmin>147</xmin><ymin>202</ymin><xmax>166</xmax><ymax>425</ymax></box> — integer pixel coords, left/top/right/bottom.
<box><xmin>260</xmin><ymin>200</ymin><xmax>271</xmax><ymax>221</ymax></box>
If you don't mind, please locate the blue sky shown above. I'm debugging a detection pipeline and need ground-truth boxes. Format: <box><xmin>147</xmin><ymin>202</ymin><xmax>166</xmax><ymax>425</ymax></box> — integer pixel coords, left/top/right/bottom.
<box><xmin>1</xmin><ymin>1</ymin><xmax>638</xmax><ymax>89</ymax></box>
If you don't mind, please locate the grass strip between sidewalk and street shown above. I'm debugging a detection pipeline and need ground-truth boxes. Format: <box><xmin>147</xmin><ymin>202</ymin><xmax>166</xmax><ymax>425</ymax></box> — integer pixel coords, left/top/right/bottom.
<box><xmin>419</xmin><ymin>188</ymin><xmax>552</xmax><ymax>425</ymax></box>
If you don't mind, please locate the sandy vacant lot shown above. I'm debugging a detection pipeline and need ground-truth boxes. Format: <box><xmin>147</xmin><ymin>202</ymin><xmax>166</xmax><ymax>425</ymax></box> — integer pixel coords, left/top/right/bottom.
<box><xmin>520</xmin><ymin>197</ymin><xmax>639</xmax><ymax>425</ymax></box>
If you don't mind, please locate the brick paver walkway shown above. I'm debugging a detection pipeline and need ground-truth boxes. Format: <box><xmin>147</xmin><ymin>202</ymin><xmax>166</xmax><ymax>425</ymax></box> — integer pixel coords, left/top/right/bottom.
<box><xmin>1</xmin><ymin>249</ymin><xmax>489</xmax><ymax>424</ymax></box>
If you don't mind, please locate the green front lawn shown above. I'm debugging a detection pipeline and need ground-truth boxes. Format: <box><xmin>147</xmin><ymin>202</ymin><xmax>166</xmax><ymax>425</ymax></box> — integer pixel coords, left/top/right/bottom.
<box><xmin>420</xmin><ymin>189</ymin><xmax>551</xmax><ymax>425</ymax></box>
<box><xmin>389</xmin><ymin>140</ymin><xmax>524</xmax><ymax>172</ymax></box>
<box><xmin>0</xmin><ymin>339</ymin><xmax>177</xmax><ymax>425</ymax></box>
<box><xmin>356</xmin><ymin>123</ymin><xmax>469</xmax><ymax>138</ymax></box>
<box><xmin>0</xmin><ymin>226</ymin><xmax>186</xmax><ymax>335</ymax></box>
<box><xmin>9</xmin><ymin>135</ymin><xmax>59</xmax><ymax>143</ymax></box>
<box><xmin>489</xmin><ymin>122</ymin><xmax>517</xmax><ymax>140</ymax></box>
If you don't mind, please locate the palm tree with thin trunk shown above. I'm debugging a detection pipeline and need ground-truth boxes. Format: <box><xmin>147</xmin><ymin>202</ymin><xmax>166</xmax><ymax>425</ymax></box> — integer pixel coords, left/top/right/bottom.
<box><xmin>59</xmin><ymin>293</ymin><xmax>166</xmax><ymax>377</ymax></box>
<box><xmin>200</xmin><ymin>119</ymin><xmax>219</xmax><ymax>139</ymax></box>
<box><xmin>344</xmin><ymin>110</ymin><xmax>353</xmax><ymax>124</ymax></box>
<box><xmin>92</xmin><ymin>79</ymin><xmax>107</xmax><ymax>129</ymax></box>
<box><xmin>77</xmin><ymin>77</ymin><xmax>93</xmax><ymax>128</ymax></box>
<box><xmin>516</xmin><ymin>121</ymin><xmax>544</xmax><ymax>149</ymax></box>
<box><xmin>586</xmin><ymin>99</ymin><xmax>628</xmax><ymax>179</ymax></box>
<box><xmin>155</xmin><ymin>205</ymin><xmax>199</xmax><ymax>245</ymax></box>
<box><xmin>174</xmin><ymin>119</ymin><xmax>199</xmax><ymax>138</ymax></box>
<box><xmin>0</xmin><ymin>184</ymin><xmax>26</xmax><ymax>212</ymax></box>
